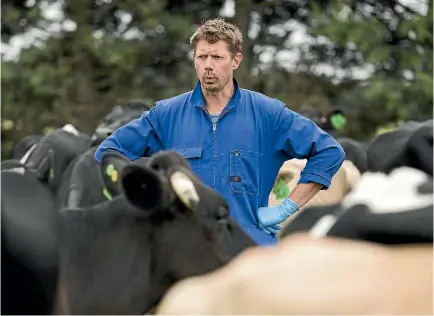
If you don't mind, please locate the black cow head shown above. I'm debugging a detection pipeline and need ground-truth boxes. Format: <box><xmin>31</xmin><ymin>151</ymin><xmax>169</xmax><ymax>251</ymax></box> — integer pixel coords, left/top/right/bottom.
<box><xmin>299</xmin><ymin>106</ymin><xmax>347</xmax><ymax>135</ymax></box>
<box><xmin>100</xmin><ymin>150</ymin><xmax>247</xmax><ymax>269</ymax></box>
<box><xmin>12</xmin><ymin>134</ymin><xmax>42</xmax><ymax>160</ymax></box>
<box><xmin>56</xmin><ymin>150</ymin><xmax>254</xmax><ymax>314</ymax></box>
<box><xmin>23</xmin><ymin>126</ymin><xmax>92</xmax><ymax>191</ymax></box>
<box><xmin>91</xmin><ymin>100</ymin><xmax>151</xmax><ymax>145</ymax></box>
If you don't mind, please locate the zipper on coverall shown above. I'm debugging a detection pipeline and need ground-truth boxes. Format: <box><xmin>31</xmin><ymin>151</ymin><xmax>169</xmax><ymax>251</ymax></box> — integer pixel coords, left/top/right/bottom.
<box><xmin>202</xmin><ymin>107</ymin><xmax>231</xmax><ymax>188</ymax></box>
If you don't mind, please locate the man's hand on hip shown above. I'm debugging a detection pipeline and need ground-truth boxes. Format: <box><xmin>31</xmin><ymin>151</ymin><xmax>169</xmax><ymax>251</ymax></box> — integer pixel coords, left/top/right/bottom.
<box><xmin>257</xmin><ymin>198</ymin><xmax>299</xmax><ymax>235</ymax></box>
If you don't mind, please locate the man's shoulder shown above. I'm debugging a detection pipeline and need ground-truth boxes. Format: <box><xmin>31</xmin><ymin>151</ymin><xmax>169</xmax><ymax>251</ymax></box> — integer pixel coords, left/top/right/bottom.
<box><xmin>154</xmin><ymin>90</ymin><xmax>194</xmax><ymax>112</ymax></box>
<box><xmin>240</xmin><ymin>88</ymin><xmax>286</xmax><ymax>112</ymax></box>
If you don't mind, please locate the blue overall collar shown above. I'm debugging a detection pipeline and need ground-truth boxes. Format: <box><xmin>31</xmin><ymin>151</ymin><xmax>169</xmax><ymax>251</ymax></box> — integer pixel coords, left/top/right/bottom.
<box><xmin>191</xmin><ymin>78</ymin><xmax>242</xmax><ymax>109</ymax></box>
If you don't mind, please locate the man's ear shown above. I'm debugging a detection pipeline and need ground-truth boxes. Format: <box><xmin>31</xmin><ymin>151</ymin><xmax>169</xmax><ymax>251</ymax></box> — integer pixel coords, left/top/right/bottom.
<box><xmin>233</xmin><ymin>52</ymin><xmax>243</xmax><ymax>70</ymax></box>
<box><xmin>99</xmin><ymin>151</ymin><xmax>131</xmax><ymax>198</ymax></box>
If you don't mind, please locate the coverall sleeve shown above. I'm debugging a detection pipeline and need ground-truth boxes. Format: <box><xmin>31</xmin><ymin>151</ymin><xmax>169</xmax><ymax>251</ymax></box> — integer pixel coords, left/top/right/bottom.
<box><xmin>94</xmin><ymin>106</ymin><xmax>164</xmax><ymax>164</ymax></box>
<box><xmin>274</xmin><ymin>106</ymin><xmax>346</xmax><ymax>190</ymax></box>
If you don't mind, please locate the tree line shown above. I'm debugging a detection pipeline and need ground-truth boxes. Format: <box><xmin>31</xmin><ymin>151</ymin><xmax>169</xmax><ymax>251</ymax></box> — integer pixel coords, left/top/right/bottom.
<box><xmin>1</xmin><ymin>0</ymin><xmax>432</xmax><ymax>158</ymax></box>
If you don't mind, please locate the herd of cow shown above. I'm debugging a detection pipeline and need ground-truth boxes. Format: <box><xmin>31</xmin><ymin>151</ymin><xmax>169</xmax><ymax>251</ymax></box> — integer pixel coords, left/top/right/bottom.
<box><xmin>1</xmin><ymin>101</ymin><xmax>433</xmax><ymax>315</ymax></box>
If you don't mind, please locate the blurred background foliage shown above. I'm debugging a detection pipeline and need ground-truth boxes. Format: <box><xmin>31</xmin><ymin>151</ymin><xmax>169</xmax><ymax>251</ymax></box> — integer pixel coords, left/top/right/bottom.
<box><xmin>1</xmin><ymin>0</ymin><xmax>432</xmax><ymax>158</ymax></box>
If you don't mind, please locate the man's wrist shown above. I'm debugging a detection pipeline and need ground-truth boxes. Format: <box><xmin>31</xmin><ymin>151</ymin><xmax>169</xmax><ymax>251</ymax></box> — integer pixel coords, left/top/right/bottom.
<box><xmin>288</xmin><ymin>182</ymin><xmax>323</xmax><ymax>208</ymax></box>
<box><xmin>281</xmin><ymin>198</ymin><xmax>299</xmax><ymax>216</ymax></box>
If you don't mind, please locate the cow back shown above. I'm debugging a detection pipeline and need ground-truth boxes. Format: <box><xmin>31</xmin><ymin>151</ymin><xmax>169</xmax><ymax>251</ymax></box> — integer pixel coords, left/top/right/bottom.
<box><xmin>1</xmin><ymin>170</ymin><xmax>59</xmax><ymax>314</ymax></box>
<box><xmin>366</xmin><ymin>120</ymin><xmax>433</xmax><ymax>175</ymax></box>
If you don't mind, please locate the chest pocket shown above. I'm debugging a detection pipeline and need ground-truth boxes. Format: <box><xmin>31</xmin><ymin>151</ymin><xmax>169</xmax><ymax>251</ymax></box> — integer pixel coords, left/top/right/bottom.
<box><xmin>170</xmin><ymin>146</ymin><xmax>202</xmax><ymax>174</ymax></box>
<box><xmin>229</xmin><ymin>149</ymin><xmax>262</xmax><ymax>195</ymax></box>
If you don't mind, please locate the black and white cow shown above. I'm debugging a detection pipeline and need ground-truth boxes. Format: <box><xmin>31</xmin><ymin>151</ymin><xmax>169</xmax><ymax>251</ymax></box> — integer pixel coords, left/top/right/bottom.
<box><xmin>366</xmin><ymin>119</ymin><xmax>433</xmax><ymax>176</ymax></box>
<box><xmin>281</xmin><ymin>166</ymin><xmax>433</xmax><ymax>244</ymax></box>
<box><xmin>2</xmin><ymin>100</ymin><xmax>151</xmax><ymax>208</ymax></box>
<box><xmin>7</xmin><ymin>99</ymin><xmax>150</xmax><ymax>169</ymax></box>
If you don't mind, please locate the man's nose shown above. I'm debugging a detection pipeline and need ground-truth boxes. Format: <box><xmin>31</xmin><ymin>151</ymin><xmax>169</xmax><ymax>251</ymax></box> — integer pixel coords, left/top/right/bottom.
<box><xmin>204</xmin><ymin>56</ymin><xmax>213</xmax><ymax>70</ymax></box>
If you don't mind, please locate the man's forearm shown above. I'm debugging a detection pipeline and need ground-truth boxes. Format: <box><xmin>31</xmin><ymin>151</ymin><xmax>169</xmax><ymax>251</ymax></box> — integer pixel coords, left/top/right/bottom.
<box><xmin>288</xmin><ymin>182</ymin><xmax>323</xmax><ymax>208</ymax></box>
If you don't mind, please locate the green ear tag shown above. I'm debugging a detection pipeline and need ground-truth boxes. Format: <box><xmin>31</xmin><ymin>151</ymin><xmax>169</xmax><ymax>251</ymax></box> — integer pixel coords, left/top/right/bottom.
<box><xmin>49</xmin><ymin>168</ymin><xmax>54</xmax><ymax>179</ymax></box>
<box><xmin>102</xmin><ymin>187</ymin><xmax>113</xmax><ymax>200</ymax></box>
<box><xmin>330</xmin><ymin>113</ymin><xmax>347</xmax><ymax>130</ymax></box>
<box><xmin>106</xmin><ymin>164</ymin><xmax>115</xmax><ymax>176</ymax></box>
<box><xmin>273</xmin><ymin>178</ymin><xmax>290</xmax><ymax>200</ymax></box>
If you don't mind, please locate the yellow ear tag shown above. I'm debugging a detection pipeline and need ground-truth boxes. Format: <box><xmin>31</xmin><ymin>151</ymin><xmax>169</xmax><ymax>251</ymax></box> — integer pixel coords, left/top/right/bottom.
<box><xmin>111</xmin><ymin>170</ymin><xmax>118</xmax><ymax>182</ymax></box>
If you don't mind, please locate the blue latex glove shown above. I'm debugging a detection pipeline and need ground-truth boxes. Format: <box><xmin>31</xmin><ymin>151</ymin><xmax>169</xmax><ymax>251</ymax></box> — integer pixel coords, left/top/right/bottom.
<box><xmin>257</xmin><ymin>198</ymin><xmax>300</xmax><ymax>234</ymax></box>
<box><xmin>258</xmin><ymin>222</ymin><xmax>281</xmax><ymax>235</ymax></box>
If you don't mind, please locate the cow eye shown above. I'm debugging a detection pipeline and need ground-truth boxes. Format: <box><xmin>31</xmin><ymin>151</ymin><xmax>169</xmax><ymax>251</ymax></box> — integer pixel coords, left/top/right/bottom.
<box><xmin>215</xmin><ymin>206</ymin><xmax>228</xmax><ymax>220</ymax></box>
<box><xmin>150</xmin><ymin>161</ymin><xmax>163</xmax><ymax>171</ymax></box>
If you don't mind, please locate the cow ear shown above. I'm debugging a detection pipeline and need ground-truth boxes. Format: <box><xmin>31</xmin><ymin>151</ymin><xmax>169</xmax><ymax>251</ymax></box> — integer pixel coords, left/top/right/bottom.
<box><xmin>120</xmin><ymin>164</ymin><xmax>175</xmax><ymax>214</ymax></box>
<box><xmin>100</xmin><ymin>151</ymin><xmax>131</xmax><ymax>198</ymax></box>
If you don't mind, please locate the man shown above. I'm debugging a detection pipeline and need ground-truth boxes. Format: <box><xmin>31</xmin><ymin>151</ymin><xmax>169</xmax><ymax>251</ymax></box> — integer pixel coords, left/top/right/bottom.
<box><xmin>94</xmin><ymin>18</ymin><xmax>345</xmax><ymax>245</ymax></box>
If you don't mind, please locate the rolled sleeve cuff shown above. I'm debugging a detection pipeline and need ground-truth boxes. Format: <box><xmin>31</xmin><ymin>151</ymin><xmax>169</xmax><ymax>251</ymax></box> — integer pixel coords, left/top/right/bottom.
<box><xmin>298</xmin><ymin>170</ymin><xmax>331</xmax><ymax>190</ymax></box>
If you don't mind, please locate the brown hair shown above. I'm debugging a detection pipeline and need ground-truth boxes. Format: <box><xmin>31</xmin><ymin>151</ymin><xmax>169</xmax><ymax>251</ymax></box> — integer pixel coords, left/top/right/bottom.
<box><xmin>190</xmin><ymin>18</ymin><xmax>243</xmax><ymax>55</ymax></box>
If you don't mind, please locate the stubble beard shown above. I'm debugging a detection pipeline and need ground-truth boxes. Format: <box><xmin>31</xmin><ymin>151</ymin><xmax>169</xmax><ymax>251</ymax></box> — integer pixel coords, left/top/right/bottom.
<box><xmin>202</xmin><ymin>79</ymin><xmax>221</xmax><ymax>93</ymax></box>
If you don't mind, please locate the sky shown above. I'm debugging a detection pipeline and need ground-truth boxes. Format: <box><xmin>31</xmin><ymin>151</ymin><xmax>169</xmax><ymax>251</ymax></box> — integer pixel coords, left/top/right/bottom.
<box><xmin>0</xmin><ymin>0</ymin><xmax>428</xmax><ymax>81</ymax></box>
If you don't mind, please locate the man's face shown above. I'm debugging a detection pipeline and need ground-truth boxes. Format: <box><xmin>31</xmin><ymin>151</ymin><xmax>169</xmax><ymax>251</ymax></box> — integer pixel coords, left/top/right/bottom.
<box><xmin>194</xmin><ymin>40</ymin><xmax>242</xmax><ymax>93</ymax></box>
